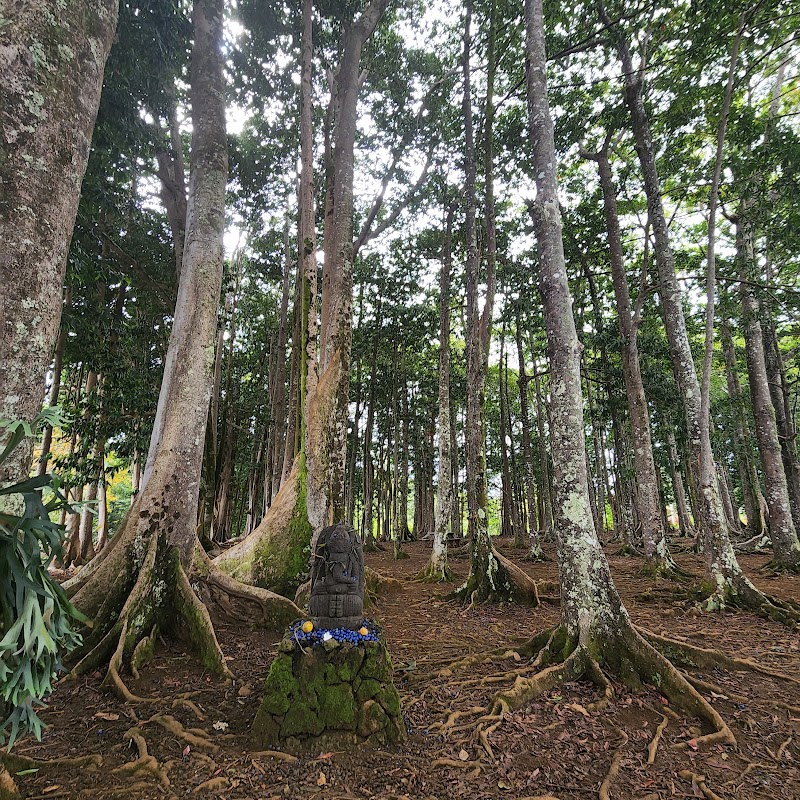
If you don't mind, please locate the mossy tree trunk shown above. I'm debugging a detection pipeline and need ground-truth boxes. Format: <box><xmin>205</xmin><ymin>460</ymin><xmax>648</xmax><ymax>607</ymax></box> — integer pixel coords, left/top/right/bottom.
<box><xmin>0</xmin><ymin>0</ymin><xmax>118</xmax><ymax>493</ymax></box>
<box><xmin>215</xmin><ymin>0</ymin><xmax>392</xmax><ymax>593</ymax></box>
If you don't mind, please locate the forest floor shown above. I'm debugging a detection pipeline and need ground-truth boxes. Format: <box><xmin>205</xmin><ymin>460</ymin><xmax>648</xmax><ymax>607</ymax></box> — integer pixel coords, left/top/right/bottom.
<box><xmin>8</xmin><ymin>538</ymin><xmax>800</xmax><ymax>800</ymax></box>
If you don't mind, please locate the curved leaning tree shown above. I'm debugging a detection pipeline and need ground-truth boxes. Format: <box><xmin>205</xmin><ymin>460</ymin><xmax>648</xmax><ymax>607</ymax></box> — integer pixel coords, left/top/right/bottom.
<box><xmin>213</xmin><ymin>0</ymin><xmax>395</xmax><ymax>597</ymax></box>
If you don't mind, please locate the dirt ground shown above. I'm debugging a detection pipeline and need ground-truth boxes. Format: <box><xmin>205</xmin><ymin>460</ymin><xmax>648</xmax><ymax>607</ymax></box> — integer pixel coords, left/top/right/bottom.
<box><xmin>7</xmin><ymin>538</ymin><xmax>800</xmax><ymax>800</ymax></box>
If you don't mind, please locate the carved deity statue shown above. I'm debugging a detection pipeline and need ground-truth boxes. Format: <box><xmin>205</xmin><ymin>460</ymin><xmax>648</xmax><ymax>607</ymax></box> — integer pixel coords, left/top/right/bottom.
<box><xmin>308</xmin><ymin>524</ymin><xmax>364</xmax><ymax>630</ymax></box>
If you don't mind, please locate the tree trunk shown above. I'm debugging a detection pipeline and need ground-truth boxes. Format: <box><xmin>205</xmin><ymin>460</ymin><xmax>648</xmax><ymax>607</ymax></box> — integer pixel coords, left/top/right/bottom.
<box><xmin>399</xmin><ymin>374</ymin><xmax>412</xmax><ymax>540</ymax></box>
<box><xmin>37</xmin><ymin>287</ymin><xmax>72</xmax><ymax>476</ymax></box>
<box><xmin>309</xmin><ymin>0</ymin><xmax>393</xmax><ymax>532</ymax></box>
<box><xmin>423</xmin><ymin>202</ymin><xmax>455</xmax><ymax>579</ymax></box>
<box><xmin>155</xmin><ymin>88</ymin><xmax>188</xmax><ymax>282</ymax></box>
<box><xmin>604</xmin><ymin>8</ymin><xmax>768</xmax><ymax>608</ymax></box>
<box><xmin>584</xmin><ymin>142</ymin><xmax>672</xmax><ymax>573</ymax></box>
<box><xmin>516</xmin><ymin>312</ymin><xmax>545</xmax><ymax>559</ymax></box>
<box><xmin>0</xmin><ymin>0</ymin><xmax>118</xmax><ymax>493</ymax></box>
<box><xmin>763</xmin><ymin>322</ymin><xmax>800</xmax><ymax>532</ymax></box>
<box><xmin>533</xmin><ymin>361</ymin><xmax>553</xmax><ymax>538</ymax></box>
<box><xmin>269</xmin><ymin>220</ymin><xmax>293</xmax><ymax>502</ymax></box>
<box><xmin>66</xmin><ymin>0</ymin><xmax>247</xmax><ymax>686</ymax></box>
<box><xmin>479</xmin><ymin>0</ymin><xmax>746</xmax><ymax>736</ymax></box>
<box><xmin>720</xmin><ymin>318</ymin><xmax>766</xmax><ymax>538</ymax></box>
<box><xmin>454</xmin><ymin>0</ymin><xmax>523</xmax><ymax>605</ymax></box>
<box><xmin>667</xmin><ymin>430</ymin><xmax>694</xmax><ymax>538</ymax></box>
<box><xmin>738</xmin><ymin>218</ymin><xmax>800</xmax><ymax>570</ymax></box>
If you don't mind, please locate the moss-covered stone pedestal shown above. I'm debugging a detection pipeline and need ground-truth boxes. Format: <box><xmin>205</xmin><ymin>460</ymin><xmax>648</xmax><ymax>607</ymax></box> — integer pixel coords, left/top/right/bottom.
<box><xmin>252</xmin><ymin>627</ymin><xmax>406</xmax><ymax>752</ymax></box>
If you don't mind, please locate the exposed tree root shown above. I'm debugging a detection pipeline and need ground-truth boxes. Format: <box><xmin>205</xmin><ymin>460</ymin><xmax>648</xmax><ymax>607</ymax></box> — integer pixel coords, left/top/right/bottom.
<box><xmin>147</xmin><ymin>714</ymin><xmax>220</xmax><ymax>753</ymax></box>
<box><xmin>112</xmin><ymin>727</ymin><xmax>170</xmax><ymax>787</ymax></box>
<box><xmin>642</xmin><ymin>629</ymin><xmax>800</xmax><ymax>686</ymax></box>
<box><xmin>0</xmin><ymin>752</ymin><xmax>102</xmax><ymax>773</ymax></box>
<box><xmin>439</xmin><ymin>628</ymin><xmax>558</xmax><ymax>677</ymax></box>
<box><xmin>249</xmin><ymin>750</ymin><xmax>299</xmax><ymax>763</ymax></box>
<box><xmin>365</xmin><ymin>566</ymin><xmax>404</xmax><ymax>601</ymax></box>
<box><xmin>0</xmin><ymin>766</ymin><xmax>16</xmax><ymax>800</ymax></box>
<box><xmin>66</xmin><ymin>529</ymin><xmax>251</xmax><ymax>697</ymax></box>
<box><xmin>440</xmin><ymin>622</ymin><xmax>736</xmax><ymax>754</ymax></box>
<box><xmin>432</xmin><ymin>757</ymin><xmax>482</xmax><ymax>774</ymax></box>
<box><xmin>723</xmin><ymin>758</ymin><xmax>776</xmax><ymax>786</ymax></box>
<box><xmin>192</xmin><ymin>547</ymin><xmax>300</xmax><ymax>629</ymax></box>
<box><xmin>522</xmin><ymin>543</ymin><xmax>550</xmax><ymax>563</ymax></box>
<box><xmin>647</xmin><ymin>715</ymin><xmax>669</xmax><ymax>764</ymax></box>
<box><xmin>194</xmin><ymin>776</ymin><xmax>230</xmax><ymax>792</ymax></box>
<box><xmin>678</xmin><ymin>770</ymin><xmax>724</xmax><ymax>800</ymax></box>
<box><xmin>598</xmin><ymin>727</ymin><xmax>627</xmax><ymax>800</ymax></box>
<box><xmin>172</xmin><ymin>698</ymin><xmax>206</xmax><ymax>721</ymax></box>
<box><xmin>733</xmin><ymin>533</ymin><xmax>771</xmax><ymax>553</ymax></box>
<box><xmin>638</xmin><ymin>555</ymin><xmax>695</xmax><ymax>582</ymax></box>
<box><xmin>430</xmin><ymin>707</ymin><xmax>486</xmax><ymax>733</ymax></box>
<box><xmin>758</xmin><ymin>558</ymin><xmax>800</xmax><ymax>575</ymax></box>
<box><xmin>775</xmin><ymin>736</ymin><xmax>793</xmax><ymax>762</ymax></box>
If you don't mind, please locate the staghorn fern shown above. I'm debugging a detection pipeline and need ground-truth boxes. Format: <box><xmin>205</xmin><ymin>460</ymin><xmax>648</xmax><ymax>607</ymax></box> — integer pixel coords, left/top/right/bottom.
<box><xmin>0</xmin><ymin>411</ymin><xmax>86</xmax><ymax>749</ymax></box>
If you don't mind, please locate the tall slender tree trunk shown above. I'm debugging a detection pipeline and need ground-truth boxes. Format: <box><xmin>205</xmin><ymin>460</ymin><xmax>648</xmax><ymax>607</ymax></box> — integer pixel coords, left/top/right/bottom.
<box><xmin>720</xmin><ymin>318</ymin><xmax>766</xmax><ymax>538</ymax></box>
<box><xmin>667</xmin><ymin>430</ymin><xmax>694</xmax><ymax>538</ymax></box>
<box><xmin>516</xmin><ymin>313</ymin><xmax>545</xmax><ymax>559</ymax></box>
<box><xmin>423</xmin><ymin>202</ymin><xmax>455</xmax><ymax>579</ymax></box>
<box><xmin>586</xmin><ymin>143</ymin><xmax>672</xmax><ymax>571</ymax></box>
<box><xmin>37</xmin><ymin>287</ymin><xmax>73</xmax><ymax>476</ymax></box>
<box><xmin>603</xmin><ymin>9</ymin><xmax>769</xmax><ymax>608</ymax></box>
<box><xmin>456</xmin><ymin>1</ymin><xmax>515</xmax><ymax>603</ymax></box>
<box><xmin>533</xmin><ymin>361</ymin><xmax>553</xmax><ymax>537</ymax></box>
<box><xmin>0</xmin><ymin>0</ymin><xmax>118</xmax><ymax>495</ymax></box>
<box><xmin>68</xmin><ymin>0</ymin><xmax>239</xmax><ymax>683</ymax></box>
<box><xmin>493</xmin><ymin>0</ymin><xmax>745</xmax><ymax>733</ymax></box>
<box><xmin>308</xmin><ymin>0</ymin><xmax>393</xmax><ymax>532</ymax></box>
<box><xmin>269</xmin><ymin>221</ymin><xmax>293</xmax><ymax>501</ymax></box>
<box><xmin>763</xmin><ymin>324</ymin><xmax>800</xmax><ymax>532</ymax></box>
<box><xmin>737</xmin><ymin>218</ymin><xmax>800</xmax><ymax>571</ymax></box>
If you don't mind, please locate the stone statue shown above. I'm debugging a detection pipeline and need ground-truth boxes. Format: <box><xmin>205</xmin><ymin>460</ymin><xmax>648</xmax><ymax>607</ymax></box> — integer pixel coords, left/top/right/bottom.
<box><xmin>309</xmin><ymin>524</ymin><xmax>364</xmax><ymax>630</ymax></box>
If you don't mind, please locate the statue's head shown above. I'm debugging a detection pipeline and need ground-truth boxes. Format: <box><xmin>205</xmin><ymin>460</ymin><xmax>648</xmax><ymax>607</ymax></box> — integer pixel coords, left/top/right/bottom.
<box><xmin>324</xmin><ymin>523</ymin><xmax>353</xmax><ymax>556</ymax></box>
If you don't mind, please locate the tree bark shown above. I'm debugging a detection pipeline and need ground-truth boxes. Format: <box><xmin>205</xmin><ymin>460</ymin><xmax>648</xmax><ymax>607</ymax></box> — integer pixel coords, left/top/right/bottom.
<box><xmin>0</xmin><ymin>0</ymin><xmax>118</xmax><ymax>492</ymax></box>
<box><xmin>516</xmin><ymin>311</ymin><xmax>545</xmax><ymax>559</ymax></box>
<box><xmin>720</xmin><ymin>318</ymin><xmax>766</xmax><ymax>538</ymax></box>
<box><xmin>737</xmin><ymin>218</ymin><xmax>800</xmax><ymax>570</ymax></box>
<box><xmin>454</xmin><ymin>0</ymin><xmax>521</xmax><ymax>604</ymax></box>
<box><xmin>603</xmin><ymin>7</ymin><xmax>757</xmax><ymax>606</ymax></box>
<box><xmin>583</xmin><ymin>142</ymin><xmax>672</xmax><ymax>572</ymax></box>
<box><xmin>424</xmin><ymin>201</ymin><xmax>455</xmax><ymax>579</ymax></box>
<box><xmin>525</xmin><ymin>0</ymin><xmax>628</xmax><ymax>639</ymax></box>
<box><xmin>310</xmin><ymin>0</ymin><xmax>393</xmax><ymax>531</ymax></box>
<box><xmin>37</xmin><ymin>287</ymin><xmax>72</xmax><ymax>476</ymax></box>
<box><xmin>68</xmin><ymin>0</ymin><xmax>234</xmax><ymax>681</ymax></box>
